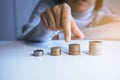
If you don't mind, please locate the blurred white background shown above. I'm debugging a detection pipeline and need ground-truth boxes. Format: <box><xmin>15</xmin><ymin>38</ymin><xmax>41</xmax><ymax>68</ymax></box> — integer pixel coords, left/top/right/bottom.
<box><xmin>0</xmin><ymin>0</ymin><xmax>120</xmax><ymax>40</ymax></box>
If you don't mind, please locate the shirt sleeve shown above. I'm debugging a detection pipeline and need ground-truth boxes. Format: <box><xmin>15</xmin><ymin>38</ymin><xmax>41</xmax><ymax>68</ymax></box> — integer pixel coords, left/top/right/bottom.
<box><xmin>18</xmin><ymin>0</ymin><xmax>60</xmax><ymax>42</ymax></box>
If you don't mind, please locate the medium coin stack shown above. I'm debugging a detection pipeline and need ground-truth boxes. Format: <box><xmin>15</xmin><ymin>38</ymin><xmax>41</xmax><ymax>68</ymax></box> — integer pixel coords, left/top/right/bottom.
<box><xmin>69</xmin><ymin>44</ymin><xmax>80</xmax><ymax>55</ymax></box>
<box><xmin>33</xmin><ymin>49</ymin><xmax>44</xmax><ymax>56</ymax></box>
<box><xmin>89</xmin><ymin>41</ymin><xmax>102</xmax><ymax>56</ymax></box>
<box><xmin>51</xmin><ymin>47</ymin><xmax>61</xmax><ymax>56</ymax></box>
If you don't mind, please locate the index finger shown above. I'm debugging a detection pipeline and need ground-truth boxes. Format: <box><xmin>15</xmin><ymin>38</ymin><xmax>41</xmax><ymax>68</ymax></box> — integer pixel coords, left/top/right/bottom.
<box><xmin>61</xmin><ymin>3</ymin><xmax>71</xmax><ymax>42</ymax></box>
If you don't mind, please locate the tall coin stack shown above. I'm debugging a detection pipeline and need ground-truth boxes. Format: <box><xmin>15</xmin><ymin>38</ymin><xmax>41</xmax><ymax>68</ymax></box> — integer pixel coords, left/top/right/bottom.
<box><xmin>89</xmin><ymin>41</ymin><xmax>102</xmax><ymax>56</ymax></box>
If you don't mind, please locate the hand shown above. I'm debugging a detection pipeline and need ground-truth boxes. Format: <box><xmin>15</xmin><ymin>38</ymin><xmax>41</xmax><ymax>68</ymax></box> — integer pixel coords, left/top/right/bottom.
<box><xmin>41</xmin><ymin>3</ymin><xmax>84</xmax><ymax>42</ymax></box>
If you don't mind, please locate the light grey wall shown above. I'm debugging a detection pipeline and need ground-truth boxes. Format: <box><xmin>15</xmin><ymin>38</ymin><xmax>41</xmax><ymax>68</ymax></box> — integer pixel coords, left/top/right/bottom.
<box><xmin>15</xmin><ymin>0</ymin><xmax>39</xmax><ymax>38</ymax></box>
<box><xmin>104</xmin><ymin>0</ymin><xmax>120</xmax><ymax>15</ymax></box>
<box><xmin>0</xmin><ymin>0</ymin><xmax>15</xmax><ymax>40</ymax></box>
<box><xmin>0</xmin><ymin>0</ymin><xmax>120</xmax><ymax>40</ymax></box>
<box><xmin>0</xmin><ymin>0</ymin><xmax>39</xmax><ymax>40</ymax></box>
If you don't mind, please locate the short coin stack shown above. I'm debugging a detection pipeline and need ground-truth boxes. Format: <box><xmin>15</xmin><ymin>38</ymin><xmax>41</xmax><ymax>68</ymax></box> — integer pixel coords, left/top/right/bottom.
<box><xmin>89</xmin><ymin>41</ymin><xmax>102</xmax><ymax>56</ymax></box>
<box><xmin>69</xmin><ymin>44</ymin><xmax>80</xmax><ymax>55</ymax></box>
<box><xmin>51</xmin><ymin>47</ymin><xmax>61</xmax><ymax>56</ymax></box>
<box><xmin>33</xmin><ymin>49</ymin><xmax>44</xmax><ymax>57</ymax></box>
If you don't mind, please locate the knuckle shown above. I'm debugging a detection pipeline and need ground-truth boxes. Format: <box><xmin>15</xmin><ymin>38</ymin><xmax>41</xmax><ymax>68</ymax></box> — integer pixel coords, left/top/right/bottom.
<box><xmin>53</xmin><ymin>5</ymin><xmax>58</xmax><ymax>10</ymax></box>
<box><xmin>62</xmin><ymin>3</ymin><xmax>70</xmax><ymax>9</ymax></box>
<box><xmin>46</xmin><ymin>8</ymin><xmax>50</xmax><ymax>13</ymax></box>
<box><xmin>52</xmin><ymin>8</ymin><xmax>57</xmax><ymax>13</ymax></box>
<box><xmin>52</xmin><ymin>5</ymin><xmax>60</xmax><ymax>13</ymax></box>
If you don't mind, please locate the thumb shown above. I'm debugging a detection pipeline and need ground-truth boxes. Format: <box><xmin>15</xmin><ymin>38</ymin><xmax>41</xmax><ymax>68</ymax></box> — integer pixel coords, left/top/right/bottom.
<box><xmin>71</xmin><ymin>17</ymin><xmax>84</xmax><ymax>39</ymax></box>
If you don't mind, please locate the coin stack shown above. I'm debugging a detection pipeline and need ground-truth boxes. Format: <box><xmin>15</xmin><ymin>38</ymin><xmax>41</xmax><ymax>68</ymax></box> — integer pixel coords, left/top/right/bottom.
<box><xmin>33</xmin><ymin>49</ymin><xmax>44</xmax><ymax>56</ymax></box>
<box><xmin>69</xmin><ymin>44</ymin><xmax>80</xmax><ymax>55</ymax></box>
<box><xmin>89</xmin><ymin>41</ymin><xmax>102</xmax><ymax>56</ymax></box>
<box><xmin>51</xmin><ymin>47</ymin><xmax>61</xmax><ymax>56</ymax></box>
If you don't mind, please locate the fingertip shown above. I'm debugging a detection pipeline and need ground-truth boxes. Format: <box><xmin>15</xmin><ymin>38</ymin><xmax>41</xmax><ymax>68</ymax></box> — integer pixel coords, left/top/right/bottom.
<box><xmin>65</xmin><ymin>35</ymin><xmax>71</xmax><ymax>42</ymax></box>
<box><xmin>80</xmin><ymin>33</ymin><xmax>85</xmax><ymax>39</ymax></box>
<box><xmin>78</xmin><ymin>34</ymin><xmax>85</xmax><ymax>39</ymax></box>
<box><xmin>72</xmin><ymin>33</ymin><xmax>85</xmax><ymax>40</ymax></box>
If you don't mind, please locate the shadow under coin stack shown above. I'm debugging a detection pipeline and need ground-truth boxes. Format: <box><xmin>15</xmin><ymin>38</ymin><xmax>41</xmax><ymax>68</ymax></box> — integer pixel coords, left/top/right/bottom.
<box><xmin>69</xmin><ymin>44</ymin><xmax>80</xmax><ymax>55</ymax></box>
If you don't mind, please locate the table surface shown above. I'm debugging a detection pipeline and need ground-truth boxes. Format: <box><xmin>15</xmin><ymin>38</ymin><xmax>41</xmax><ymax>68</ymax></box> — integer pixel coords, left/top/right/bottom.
<box><xmin>0</xmin><ymin>40</ymin><xmax>120</xmax><ymax>80</ymax></box>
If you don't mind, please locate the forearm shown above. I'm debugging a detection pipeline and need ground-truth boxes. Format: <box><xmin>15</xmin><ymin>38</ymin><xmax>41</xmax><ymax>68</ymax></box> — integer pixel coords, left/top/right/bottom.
<box><xmin>82</xmin><ymin>22</ymin><xmax>120</xmax><ymax>40</ymax></box>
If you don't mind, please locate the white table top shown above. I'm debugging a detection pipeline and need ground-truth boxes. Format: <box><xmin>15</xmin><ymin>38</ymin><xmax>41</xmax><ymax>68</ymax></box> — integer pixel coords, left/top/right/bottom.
<box><xmin>0</xmin><ymin>40</ymin><xmax>120</xmax><ymax>80</ymax></box>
